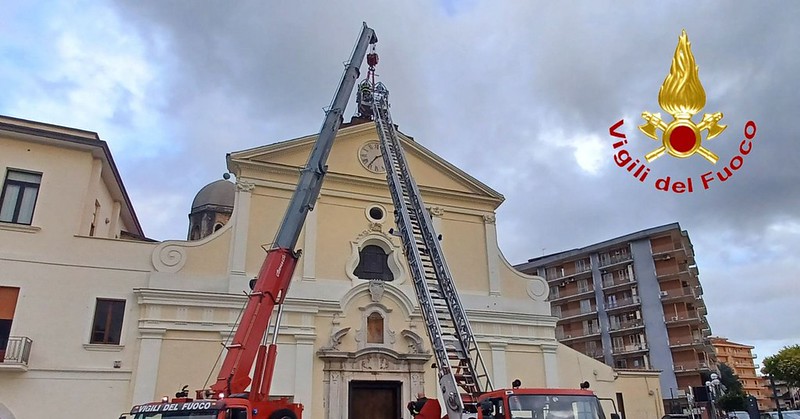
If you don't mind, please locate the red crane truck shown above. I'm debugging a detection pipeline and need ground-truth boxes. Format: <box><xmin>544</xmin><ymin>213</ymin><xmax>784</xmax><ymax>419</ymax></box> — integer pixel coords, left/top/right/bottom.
<box><xmin>120</xmin><ymin>23</ymin><xmax>378</xmax><ymax>419</ymax></box>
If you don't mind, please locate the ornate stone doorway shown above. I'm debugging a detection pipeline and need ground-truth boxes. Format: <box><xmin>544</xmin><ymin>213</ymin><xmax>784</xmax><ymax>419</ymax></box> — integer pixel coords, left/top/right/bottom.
<box><xmin>348</xmin><ymin>380</ymin><xmax>401</xmax><ymax>419</ymax></box>
<box><xmin>319</xmin><ymin>347</ymin><xmax>431</xmax><ymax>419</ymax></box>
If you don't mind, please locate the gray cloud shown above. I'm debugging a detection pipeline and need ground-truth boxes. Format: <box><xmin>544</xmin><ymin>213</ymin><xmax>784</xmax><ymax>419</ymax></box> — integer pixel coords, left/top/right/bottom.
<box><xmin>4</xmin><ymin>0</ymin><xmax>799</xmax><ymax>362</ymax></box>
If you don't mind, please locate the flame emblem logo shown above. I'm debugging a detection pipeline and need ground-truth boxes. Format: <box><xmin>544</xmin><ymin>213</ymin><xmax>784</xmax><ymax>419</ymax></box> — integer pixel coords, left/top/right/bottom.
<box><xmin>639</xmin><ymin>30</ymin><xmax>727</xmax><ymax>163</ymax></box>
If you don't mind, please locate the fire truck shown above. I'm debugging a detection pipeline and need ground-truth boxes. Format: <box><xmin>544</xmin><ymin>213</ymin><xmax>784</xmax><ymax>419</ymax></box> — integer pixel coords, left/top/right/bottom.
<box><xmin>122</xmin><ymin>22</ymin><xmax>619</xmax><ymax>419</ymax></box>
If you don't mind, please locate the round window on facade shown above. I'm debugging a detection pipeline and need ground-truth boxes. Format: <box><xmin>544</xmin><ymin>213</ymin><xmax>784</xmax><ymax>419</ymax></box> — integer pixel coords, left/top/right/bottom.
<box><xmin>366</xmin><ymin>204</ymin><xmax>386</xmax><ymax>223</ymax></box>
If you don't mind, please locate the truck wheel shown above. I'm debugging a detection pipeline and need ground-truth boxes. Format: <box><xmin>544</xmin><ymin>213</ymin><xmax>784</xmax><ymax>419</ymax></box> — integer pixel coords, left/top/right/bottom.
<box><xmin>269</xmin><ymin>409</ymin><xmax>297</xmax><ymax>419</ymax></box>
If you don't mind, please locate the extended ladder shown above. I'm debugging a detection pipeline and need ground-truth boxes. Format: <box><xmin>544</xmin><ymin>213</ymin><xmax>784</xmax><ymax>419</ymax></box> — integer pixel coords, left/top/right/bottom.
<box><xmin>370</xmin><ymin>83</ymin><xmax>493</xmax><ymax>418</ymax></box>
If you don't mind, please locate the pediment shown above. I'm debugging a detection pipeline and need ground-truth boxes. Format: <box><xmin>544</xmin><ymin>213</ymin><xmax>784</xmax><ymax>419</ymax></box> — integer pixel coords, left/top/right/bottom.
<box><xmin>228</xmin><ymin>122</ymin><xmax>504</xmax><ymax>205</ymax></box>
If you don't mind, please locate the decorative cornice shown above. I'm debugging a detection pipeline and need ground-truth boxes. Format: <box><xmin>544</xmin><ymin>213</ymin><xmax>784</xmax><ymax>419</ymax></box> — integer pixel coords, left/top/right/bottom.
<box><xmin>429</xmin><ymin>206</ymin><xmax>445</xmax><ymax>217</ymax></box>
<box><xmin>235</xmin><ymin>179</ymin><xmax>255</xmax><ymax>192</ymax></box>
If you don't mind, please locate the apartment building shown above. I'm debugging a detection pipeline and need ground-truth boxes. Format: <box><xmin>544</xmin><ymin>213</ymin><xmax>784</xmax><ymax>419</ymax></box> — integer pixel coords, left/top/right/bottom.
<box><xmin>515</xmin><ymin>223</ymin><xmax>716</xmax><ymax>403</ymax></box>
<box><xmin>760</xmin><ymin>377</ymin><xmax>800</xmax><ymax>411</ymax></box>
<box><xmin>709</xmin><ymin>337</ymin><xmax>770</xmax><ymax>410</ymax></box>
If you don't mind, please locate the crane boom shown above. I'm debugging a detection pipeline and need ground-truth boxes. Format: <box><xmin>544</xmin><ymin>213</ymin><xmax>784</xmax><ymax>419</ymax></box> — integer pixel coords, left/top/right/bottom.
<box><xmin>370</xmin><ymin>83</ymin><xmax>493</xmax><ymax>419</ymax></box>
<box><xmin>210</xmin><ymin>23</ymin><xmax>377</xmax><ymax>400</ymax></box>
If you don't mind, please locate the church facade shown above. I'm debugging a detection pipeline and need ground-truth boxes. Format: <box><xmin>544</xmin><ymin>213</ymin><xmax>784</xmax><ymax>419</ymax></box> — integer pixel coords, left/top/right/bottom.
<box><xmin>0</xmin><ymin>116</ymin><xmax>663</xmax><ymax>418</ymax></box>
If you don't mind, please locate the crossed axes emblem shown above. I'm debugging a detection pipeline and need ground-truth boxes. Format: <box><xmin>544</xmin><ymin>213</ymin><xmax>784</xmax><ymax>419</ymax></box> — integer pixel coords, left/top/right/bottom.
<box><xmin>639</xmin><ymin>111</ymin><xmax>726</xmax><ymax>164</ymax></box>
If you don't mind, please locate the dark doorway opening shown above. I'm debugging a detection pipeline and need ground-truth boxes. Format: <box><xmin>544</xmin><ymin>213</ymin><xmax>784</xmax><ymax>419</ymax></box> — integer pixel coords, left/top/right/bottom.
<box><xmin>348</xmin><ymin>380</ymin><xmax>401</xmax><ymax>419</ymax></box>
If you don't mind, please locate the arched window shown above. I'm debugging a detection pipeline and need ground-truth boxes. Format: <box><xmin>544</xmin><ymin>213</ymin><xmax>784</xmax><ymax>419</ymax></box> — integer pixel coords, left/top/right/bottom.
<box><xmin>353</xmin><ymin>245</ymin><xmax>394</xmax><ymax>281</ymax></box>
<box><xmin>367</xmin><ymin>312</ymin><xmax>384</xmax><ymax>343</ymax></box>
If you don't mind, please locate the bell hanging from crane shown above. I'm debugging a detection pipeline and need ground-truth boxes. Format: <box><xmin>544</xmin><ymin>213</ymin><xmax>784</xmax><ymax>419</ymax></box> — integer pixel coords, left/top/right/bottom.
<box><xmin>356</xmin><ymin>46</ymin><xmax>379</xmax><ymax>120</ymax></box>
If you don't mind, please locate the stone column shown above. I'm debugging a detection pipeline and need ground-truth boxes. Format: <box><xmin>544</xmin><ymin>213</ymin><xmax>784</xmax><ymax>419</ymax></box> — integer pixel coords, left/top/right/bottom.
<box><xmin>490</xmin><ymin>342</ymin><xmax>508</xmax><ymax>388</ymax></box>
<box><xmin>293</xmin><ymin>335</ymin><xmax>316</xmax><ymax>407</ymax></box>
<box><xmin>228</xmin><ymin>180</ymin><xmax>254</xmax><ymax>293</ymax></box>
<box><xmin>429</xmin><ymin>206</ymin><xmax>445</xmax><ymax>234</ymax></box>
<box><xmin>541</xmin><ymin>343</ymin><xmax>560</xmax><ymax>388</ymax></box>
<box><xmin>302</xmin><ymin>199</ymin><xmax>318</xmax><ymax>281</ymax></box>
<box><xmin>131</xmin><ymin>328</ymin><xmax>166</xmax><ymax>404</ymax></box>
<box><xmin>483</xmin><ymin>214</ymin><xmax>501</xmax><ymax>296</ymax></box>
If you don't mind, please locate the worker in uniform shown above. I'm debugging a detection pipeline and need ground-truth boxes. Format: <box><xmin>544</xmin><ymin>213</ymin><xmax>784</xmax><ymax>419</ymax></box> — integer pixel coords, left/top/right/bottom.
<box><xmin>407</xmin><ymin>391</ymin><xmax>441</xmax><ymax>419</ymax></box>
<box><xmin>357</xmin><ymin>81</ymin><xmax>373</xmax><ymax>119</ymax></box>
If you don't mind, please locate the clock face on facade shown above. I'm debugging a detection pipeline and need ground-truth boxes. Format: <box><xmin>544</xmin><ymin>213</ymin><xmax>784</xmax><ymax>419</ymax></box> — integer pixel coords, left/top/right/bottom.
<box><xmin>358</xmin><ymin>141</ymin><xmax>385</xmax><ymax>173</ymax></box>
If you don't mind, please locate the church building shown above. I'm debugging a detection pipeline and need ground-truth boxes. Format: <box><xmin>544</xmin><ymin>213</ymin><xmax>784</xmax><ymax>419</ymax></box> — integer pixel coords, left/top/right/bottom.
<box><xmin>0</xmin><ymin>114</ymin><xmax>663</xmax><ymax>419</ymax></box>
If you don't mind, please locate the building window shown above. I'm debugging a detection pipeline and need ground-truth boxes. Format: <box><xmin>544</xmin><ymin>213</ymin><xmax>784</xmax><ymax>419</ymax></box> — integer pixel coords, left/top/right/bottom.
<box><xmin>90</xmin><ymin>299</ymin><xmax>125</xmax><ymax>344</ymax></box>
<box><xmin>354</xmin><ymin>245</ymin><xmax>394</xmax><ymax>281</ymax></box>
<box><xmin>549</xmin><ymin>286</ymin><xmax>559</xmax><ymax>299</ymax></box>
<box><xmin>580</xmin><ymin>299</ymin><xmax>593</xmax><ymax>313</ymax></box>
<box><xmin>367</xmin><ymin>312</ymin><xmax>384</xmax><ymax>344</ymax></box>
<box><xmin>0</xmin><ymin>170</ymin><xmax>42</xmax><ymax>225</ymax></box>
<box><xmin>367</xmin><ymin>205</ymin><xmax>386</xmax><ymax>223</ymax></box>
<box><xmin>577</xmin><ymin>279</ymin><xmax>589</xmax><ymax>293</ymax></box>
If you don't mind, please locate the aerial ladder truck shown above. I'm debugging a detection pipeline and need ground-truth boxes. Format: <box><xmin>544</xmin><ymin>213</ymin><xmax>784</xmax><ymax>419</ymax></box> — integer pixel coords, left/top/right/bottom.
<box><xmin>366</xmin><ymin>71</ymin><xmax>619</xmax><ymax>419</ymax></box>
<box><xmin>122</xmin><ymin>23</ymin><xmax>378</xmax><ymax>419</ymax></box>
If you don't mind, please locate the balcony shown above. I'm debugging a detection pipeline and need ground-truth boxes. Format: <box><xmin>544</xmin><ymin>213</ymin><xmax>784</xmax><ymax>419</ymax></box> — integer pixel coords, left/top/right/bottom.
<box><xmin>1</xmin><ymin>336</ymin><xmax>32</xmax><ymax>371</ymax></box>
<box><xmin>545</xmin><ymin>267</ymin><xmax>593</xmax><ymax>282</ymax></box>
<box><xmin>556</xmin><ymin>328</ymin><xmax>601</xmax><ymax>342</ymax></box>
<box><xmin>598</xmin><ymin>253</ymin><xmax>632</xmax><ymax>269</ymax></box>
<box><xmin>656</xmin><ymin>265</ymin><xmax>690</xmax><ymax>281</ymax></box>
<box><xmin>659</xmin><ymin>287</ymin><xmax>697</xmax><ymax>302</ymax></box>
<box><xmin>673</xmin><ymin>360</ymin><xmax>711</xmax><ymax>373</ymax></box>
<box><xmin>669</xmin><ymin>337</ymin><xmax>706</xmax><ymax>349</ymax></box>
<box><xmin>585</xmin><ymin>350</ymin><xmax>604</xmax><ymax>360</ymax></box>
<box><xmin>549</xmin><ymin>286</ymin><xmax>595</xmax><ymax>303</ymax></box>
<box><xmin>665</xmin><ymin>312</ymin><xmax>700</xmax><ymax>325</ymax></box>
<box><xmin>613</xmin><ymin>363</ymin><xmax>652</xmax><ymax>370</ymax></box>
<box><xmin>602</xmin><ymin>276</ymin><xmax>636</xmax><ymax>290</ymax></box>
<box><xmin>605</xmin><ymin>296</ymin><xmax>641</xmax><ymax>312</ymax></box>
<box><xmin>652</xmin><ymin>245</ymin><xmax>686</xmax><ymax>258</ymax></box>
<box><xmin>557</xmin><ymin>306</ymin><xmax>598</xmax><ymax>321</ymax></box>
<box><xmin>613</xmin><ymin>344</ymin><xmax>648</xmax><ymax>355</ymax></box>
<box><xmin>609</xmin><ymin>319</ymin><xmax>645</xmax><ymax>333</ymax></box>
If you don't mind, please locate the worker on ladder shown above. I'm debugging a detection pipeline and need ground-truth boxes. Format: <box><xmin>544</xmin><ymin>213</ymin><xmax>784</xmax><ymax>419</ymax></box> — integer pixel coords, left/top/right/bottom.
<box><xmin>356</xmin><ymin>80</ymin><xmax>373</xmax><ymax>119</ymax></box>
<box><xmin>407</xmin><ymin>391</ymin><xmax>441</xmax><ymax>419</ymax></box>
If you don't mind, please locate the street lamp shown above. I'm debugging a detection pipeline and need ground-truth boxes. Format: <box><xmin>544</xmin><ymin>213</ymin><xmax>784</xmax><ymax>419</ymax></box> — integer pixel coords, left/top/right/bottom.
<box><xmin>706</xmin><ymin>373</ymin><xmax>724</xmax><ymax>419</ymax></box>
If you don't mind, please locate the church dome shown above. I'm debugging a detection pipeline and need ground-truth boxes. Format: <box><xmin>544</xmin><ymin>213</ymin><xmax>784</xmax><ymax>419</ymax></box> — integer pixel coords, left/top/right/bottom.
<box><xmin>191</xmin><ymin>179</ymin><xmax>235</xmax><ymax>211</ymax></box>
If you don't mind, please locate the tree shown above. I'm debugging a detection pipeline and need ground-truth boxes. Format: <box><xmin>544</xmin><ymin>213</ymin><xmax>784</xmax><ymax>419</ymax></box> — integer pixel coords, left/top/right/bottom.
<box><xmin>763</xmin><ymin>344</ymin><xmax>800</xmax><ymax>388</ymax></box>
<box><xmin>718</xmin><ymin>390</ymin><xmax>748</xmax><ymax>412</ymax></box>
<box><xmin>719</xmin><ymin>363</ymin><xmax>744</xmax><ymax>394</ymax></box>
<box><xmin>717</xmin><ymin>363</ymin><xmax>747</xmax><ymax>412</ymax></box>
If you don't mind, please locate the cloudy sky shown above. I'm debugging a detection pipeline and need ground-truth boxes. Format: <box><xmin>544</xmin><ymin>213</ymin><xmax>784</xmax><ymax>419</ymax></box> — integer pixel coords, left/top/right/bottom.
<box><xmin>2</xmin><ymin>1</ymin><xmax>798</xmax><ymax>369</ymax></box>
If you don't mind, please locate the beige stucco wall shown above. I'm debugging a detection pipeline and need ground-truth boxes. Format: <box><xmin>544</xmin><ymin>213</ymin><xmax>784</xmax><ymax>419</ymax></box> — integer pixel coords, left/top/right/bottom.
<box><xmin>1</xmin><ymin>126</ymin><xmax>157</xmax><ymax>419</ymax></box>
